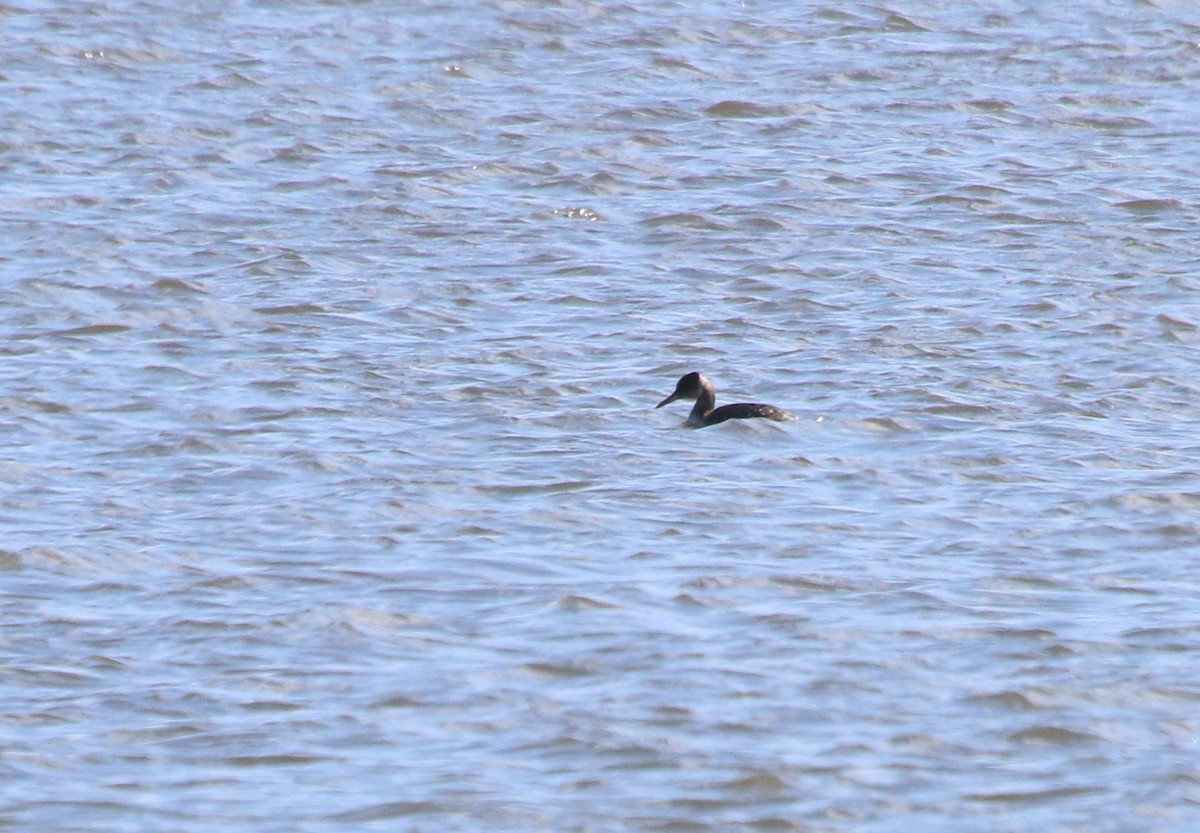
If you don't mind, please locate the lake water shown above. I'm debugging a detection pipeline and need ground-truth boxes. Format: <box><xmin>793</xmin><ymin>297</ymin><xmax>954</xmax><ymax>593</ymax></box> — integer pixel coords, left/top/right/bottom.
<box><xmin>4</xmin><ymin>0</ymin><xmax>1200</xmax><ymax>830</ymax></box>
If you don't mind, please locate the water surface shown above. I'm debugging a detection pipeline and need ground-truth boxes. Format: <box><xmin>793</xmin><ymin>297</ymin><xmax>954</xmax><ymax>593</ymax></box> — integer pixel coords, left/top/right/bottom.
<box><xmin>3</xmin><ymin>1</ymin><xmax>1200</xmax><ymax>830</ymax></box>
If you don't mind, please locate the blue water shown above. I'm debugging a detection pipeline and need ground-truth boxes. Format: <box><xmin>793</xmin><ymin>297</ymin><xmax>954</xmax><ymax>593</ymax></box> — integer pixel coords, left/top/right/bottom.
<box><xmin>4</xmin><ymin>1</ymin><xmax>1200</xmax><ymax>830</ymax></box>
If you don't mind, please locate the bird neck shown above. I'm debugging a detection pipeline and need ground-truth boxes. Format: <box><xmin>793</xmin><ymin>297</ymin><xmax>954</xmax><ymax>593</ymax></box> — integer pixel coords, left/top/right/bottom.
<box><xmin>686</xmin><ymin>381</ymin><xmax>717</xmax><ymax>426</ymax></box>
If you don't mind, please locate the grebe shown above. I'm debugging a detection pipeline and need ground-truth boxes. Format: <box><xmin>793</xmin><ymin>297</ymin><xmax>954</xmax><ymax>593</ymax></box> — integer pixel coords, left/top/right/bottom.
<box><xmin>656</xmin><ymin>372</ymin><xmax>795</xmax><ymax>428</ymax></box>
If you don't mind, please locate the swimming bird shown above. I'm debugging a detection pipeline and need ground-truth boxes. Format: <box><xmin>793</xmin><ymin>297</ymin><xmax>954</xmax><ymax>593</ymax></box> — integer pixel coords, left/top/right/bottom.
<box><xmin>656</xmin><ymin>372</ymin><xmax>795</xmax><ymax>428</ymax></box>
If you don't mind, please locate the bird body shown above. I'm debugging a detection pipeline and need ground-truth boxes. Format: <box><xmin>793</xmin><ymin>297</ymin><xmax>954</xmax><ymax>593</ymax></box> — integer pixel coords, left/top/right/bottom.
<box><xmin>656</xmin><ymin>372</ymin><xmax>794</xmax><ymax>428</ymax></box>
